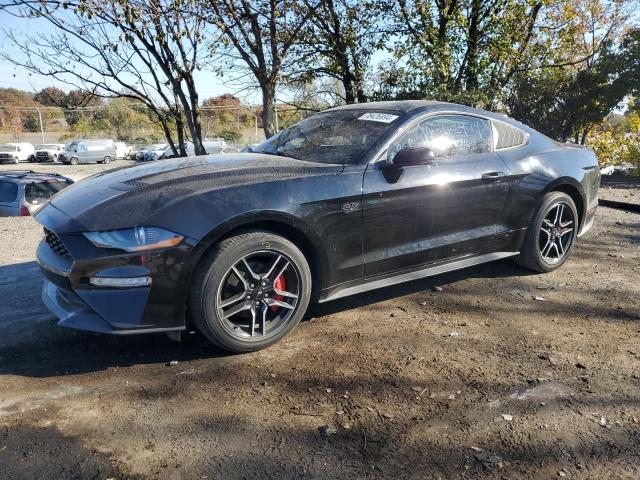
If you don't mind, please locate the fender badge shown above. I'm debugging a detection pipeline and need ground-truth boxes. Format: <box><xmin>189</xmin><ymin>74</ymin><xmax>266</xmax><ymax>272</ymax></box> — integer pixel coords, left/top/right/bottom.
<box><xmin>342</xmin><ymin>202</ymin><xmax>360</xmax><ymax>213</ymax></box>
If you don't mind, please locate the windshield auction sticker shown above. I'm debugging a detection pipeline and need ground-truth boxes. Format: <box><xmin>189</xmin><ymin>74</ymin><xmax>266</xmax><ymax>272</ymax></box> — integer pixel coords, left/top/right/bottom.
<box><xmin>358</xmin><ymin>113</ymin><xmax>399</xmax><ymax>123</ymax></box>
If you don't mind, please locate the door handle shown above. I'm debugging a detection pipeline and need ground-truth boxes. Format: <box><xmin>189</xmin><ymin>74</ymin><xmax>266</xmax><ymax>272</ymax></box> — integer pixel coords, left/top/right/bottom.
<box><xmin>481</xmin><ymin>171</ymin><xmax>506</xmax><ymax>181</ymax></box>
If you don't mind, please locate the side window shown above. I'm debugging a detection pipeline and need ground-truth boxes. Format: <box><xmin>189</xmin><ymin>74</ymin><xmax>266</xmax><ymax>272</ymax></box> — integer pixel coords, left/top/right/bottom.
<box><xmin>0</xmin><ymin>181</ymin><xmax>18</xmax><ymax>203</ymax></box>
<box><xmin>77</xmin><ymin>144</ymin><xmax>87</xmax><ymax>153</ymax></box>
<box><xmin>389</xmin><ymin>115</ymin><xmax>493</xmax><ymax>160</ymax></box>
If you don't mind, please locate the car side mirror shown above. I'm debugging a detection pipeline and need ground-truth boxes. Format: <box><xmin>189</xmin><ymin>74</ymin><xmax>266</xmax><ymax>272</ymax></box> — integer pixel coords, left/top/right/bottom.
<box><xmin>390</xmin><ymin>146</ymin><xmax>436</xmax><ymax>167</ymax></box>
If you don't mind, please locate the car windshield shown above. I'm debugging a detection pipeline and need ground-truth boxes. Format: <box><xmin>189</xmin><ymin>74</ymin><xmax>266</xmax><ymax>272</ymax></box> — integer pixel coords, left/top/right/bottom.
<box><xmin>251</xmin><ymin>110</ymin><xmax>403</xmax><ymax>164</ymax></box>
<box><xmin>35</xmin><ymin>144</ymin><xmax>55</xmax><ymax>149</ymax></box>
<box><xmin>0</xmin><ymin>145</ymin><xmax>17</xmax><ymax>152</ymax></box>
<box><xmin>25</xmin><ymin>180</ymin><xmax>70</xmax><ymax>205</ymax></box>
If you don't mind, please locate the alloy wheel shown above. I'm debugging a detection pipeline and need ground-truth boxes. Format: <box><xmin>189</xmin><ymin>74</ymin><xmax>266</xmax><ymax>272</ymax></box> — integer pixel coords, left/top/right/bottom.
<box><xmin>539</xmin><ymin>202</ymin><xmax>575</xmax><ymax>264</ymax></box>
<box><xmin>215</xmin><ymin>250</ymin><xmax>301</xmax><ymax>341</ymax></box>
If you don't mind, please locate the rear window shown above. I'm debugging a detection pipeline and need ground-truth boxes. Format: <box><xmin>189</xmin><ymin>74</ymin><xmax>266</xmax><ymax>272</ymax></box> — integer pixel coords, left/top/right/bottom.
<box><xmin>0</xmin><ymin>180</ymin><xmax>18</xmax><ymax>202</ymax></box>
<box><xmin>24</xmin><ymin>180</ymin><xmax>70</xmax><ymax>205</ymax></box>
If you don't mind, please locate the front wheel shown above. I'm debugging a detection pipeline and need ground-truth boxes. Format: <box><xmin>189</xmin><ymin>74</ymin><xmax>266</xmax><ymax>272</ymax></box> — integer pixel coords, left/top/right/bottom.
<box><xmin>516</xmin><ymin>191</ymin><xmax>578</xmax><ymax>273</ymax></box>
<box><xmin>69</xmin><ymin>157</ymin><xmax>79</xmax><ymax>165</ymax></box>
<box><xmin>190</xmin><ymin>231</ymin><xmax>312</xmax><ymax>352</ymax></box>
<box><xmin>103</xmin><ymin>155</ymin><xmax>112</xmax><ymax>164</ymax></box>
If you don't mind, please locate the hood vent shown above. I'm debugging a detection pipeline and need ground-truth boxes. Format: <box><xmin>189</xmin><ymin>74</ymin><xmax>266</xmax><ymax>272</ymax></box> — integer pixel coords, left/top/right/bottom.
<box><xmin>109</xmin><ymin>178</ymin><xmax>149</xmax><ymax>191</ymax></box>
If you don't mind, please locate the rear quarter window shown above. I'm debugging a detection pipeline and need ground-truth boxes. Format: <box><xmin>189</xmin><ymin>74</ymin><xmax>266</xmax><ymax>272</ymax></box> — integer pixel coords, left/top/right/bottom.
<box><xmin>0</xmin><ymin>180</ymin><xmax>18</xmax><ymax>203</ymax></box>
<box><xmin>492</xmin><ymin>121</ymin><xmax>528</xmax><ymax>150</ymax></box>
<box><xmin>24</xmin><ymin>180</ymin><xmax>70</xmax><ymax>205</ymax></box>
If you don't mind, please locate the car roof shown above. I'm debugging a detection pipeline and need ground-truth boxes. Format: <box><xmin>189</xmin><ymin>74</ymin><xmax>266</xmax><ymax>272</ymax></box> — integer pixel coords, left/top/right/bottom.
<box><xmin>324</xmin><ymin>100</ymin><xmax>535</xmax><ymax>132</ymax></box>
<box><xmin>0</xmin><ymin>170</ymin><xmax>71</xmax><ymax>183</ymax></box>
<box><xmin>325</xmin><ymin>100</ymin><xmax>447</xmax><ymax>114</ymax></box>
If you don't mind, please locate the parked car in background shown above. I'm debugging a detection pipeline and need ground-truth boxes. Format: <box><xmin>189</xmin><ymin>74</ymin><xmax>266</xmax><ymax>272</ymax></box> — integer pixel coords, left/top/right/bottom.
<box><xmin>144</xmin><ymin>143</ymin><xmax>175</xmax><ymax>162</ymax></box>
<box><xmin>114</xmin><ymin>142</ymin><xmax>132</xmax><ymax>159</ymax></box>
<box><xmin>34</xmin><ymin>101</ymin><xmax>599</xmax><ymax>352</ymax></box>
<box><xmin>151</xmin><ymin>141</ymin><xmax>233</xmax><ymax>161</ymax></box>
<box><xmin>208</xmin><ymin>146</ymin><xmax>239</xmax><ymax>155</ymax></box>
<box><xmin>34</xmin><ymin>143</ymin><xmax>66</xmax><ymax>162</ymax></box>
<box><xmin>136</xmin><ymin>143</ymin><xmax>167</xmax><ymax>162</ymax></box>
<box><xmin>600</xmin><ymin>165</ymin><xmax>615</xmax><ymax>175</ymax></box>
<box><xmin>0</xmin><ymin>170</ymin><xmax>73</xmax><ymax>216</ymax></box>
<box><xmin>59</xmin><ymin>139</ymin><xmax>116</xmax><ymax>165</ymax></box>
<box><xmin>0</xmin><ymin>143</ymin><xmax>36</xmax><ymax>164</ymax></box>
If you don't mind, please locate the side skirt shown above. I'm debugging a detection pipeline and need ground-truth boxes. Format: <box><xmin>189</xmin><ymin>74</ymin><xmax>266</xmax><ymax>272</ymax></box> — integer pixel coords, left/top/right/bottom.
<box><xmin>319</xmin><ymin>251</ymin><xmax>519</xmax><ymax>303</ymax></box>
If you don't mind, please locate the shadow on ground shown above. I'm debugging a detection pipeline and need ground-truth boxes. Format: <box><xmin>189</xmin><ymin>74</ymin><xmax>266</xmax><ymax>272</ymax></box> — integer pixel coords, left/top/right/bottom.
<box><xmin>0</xmin><ymin>258</ymin><xmax>533</xmax><ymax>379</ymax></box>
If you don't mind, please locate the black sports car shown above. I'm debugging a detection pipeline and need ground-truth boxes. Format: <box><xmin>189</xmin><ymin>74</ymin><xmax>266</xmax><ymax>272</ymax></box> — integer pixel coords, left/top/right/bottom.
<box><xmin>35</xmin><ymin>101</ymin><xmax>600</xmax><ymax>352</ymax></box>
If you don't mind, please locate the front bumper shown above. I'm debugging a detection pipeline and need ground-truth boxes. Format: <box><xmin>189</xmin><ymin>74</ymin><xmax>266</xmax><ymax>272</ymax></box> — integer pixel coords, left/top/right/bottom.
<box><xmin>41</xmin><ymin>279</ymin><xmax>183</xmax><ymax>334</ymax></box>
<box><xmin>34</xmin><ymin>205</ymin><xmax>197</xmax><ymax>335</ymax></box>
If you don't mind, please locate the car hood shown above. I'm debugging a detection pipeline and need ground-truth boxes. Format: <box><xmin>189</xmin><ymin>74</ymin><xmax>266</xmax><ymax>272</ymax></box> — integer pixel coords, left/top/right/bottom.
<box><xmin>40</xmin><ymin>153</ymin><xmax>344</xmax><ymax>231</ymax></box>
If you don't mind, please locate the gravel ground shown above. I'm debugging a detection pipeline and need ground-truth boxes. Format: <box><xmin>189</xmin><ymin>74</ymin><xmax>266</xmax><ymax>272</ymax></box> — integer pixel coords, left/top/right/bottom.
<box><xmin>1</xmin><ymin>170</ymin><xmax>640</xmax><ymax>479</ymax></box>
<box><xmin>600</xmin><ymin>176</ymin><xmax>640</xmax><ymax>206</ymax></box>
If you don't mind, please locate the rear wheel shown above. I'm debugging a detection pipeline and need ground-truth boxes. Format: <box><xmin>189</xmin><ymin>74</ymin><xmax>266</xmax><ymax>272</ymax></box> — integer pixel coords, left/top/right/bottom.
<box><xmin>516</xmin><ymin>191</ymin><xmax>578</xmax><ymax>273</ymax></box>
<box><xmin>190</xmin><ymin>231</ymin><xmax>312</xmax><ymax>352</ymax></box>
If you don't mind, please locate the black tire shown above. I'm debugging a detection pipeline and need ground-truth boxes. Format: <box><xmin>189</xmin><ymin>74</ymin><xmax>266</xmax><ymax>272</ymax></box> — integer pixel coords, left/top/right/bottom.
<box><xmin>190</xmin><ymin>231</ymin><xmax>312</xmax><ymax>352</ymax></box>
<box><xmin>103</xmin><ymin>155</ymin><xmax>112</xmax><ymax>164</ymax></box>
<box><xmin>70</xmin><ymin>157</ymin><xmax>79</xmax><ymax>165</ymax></box>
<box><xmin>516</xmin><ymin>191</ymin><xmax>578</xmax><ymax>273</ymax></box>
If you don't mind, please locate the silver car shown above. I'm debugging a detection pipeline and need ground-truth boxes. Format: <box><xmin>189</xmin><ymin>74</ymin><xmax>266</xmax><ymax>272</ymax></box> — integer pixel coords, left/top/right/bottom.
<box><xmin>0</xmin><ymin>171</ymin><xmax>74</xmax><ymax>216</ymax></box>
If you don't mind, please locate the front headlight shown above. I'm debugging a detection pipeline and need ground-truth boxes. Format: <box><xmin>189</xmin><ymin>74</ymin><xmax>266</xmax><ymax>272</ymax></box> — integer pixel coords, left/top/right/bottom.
<box><xmin>84</xmin><ymin>227</ymin><xmax>184</xmax><ymax>252</ymax></box>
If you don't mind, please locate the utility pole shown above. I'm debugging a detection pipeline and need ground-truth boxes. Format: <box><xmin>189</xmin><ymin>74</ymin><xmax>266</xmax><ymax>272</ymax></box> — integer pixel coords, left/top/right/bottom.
<box><xmin>37</xmin><ymin>108</ymin><xmax>45</xmax><ymax>143</ymax></box>
<box><xmin>254</xmin><ymin>110</ymin><xmax>258</xmax><ymax>144</ymax></box>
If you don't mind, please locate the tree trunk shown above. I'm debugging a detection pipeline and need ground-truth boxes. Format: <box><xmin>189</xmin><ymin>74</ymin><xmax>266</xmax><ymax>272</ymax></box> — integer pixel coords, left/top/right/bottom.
<box><xmin>464</xmin><ymin>0</ymin><xmax>481</xmax><ymax>92</ymax></box>
<box><xmin>580</xmin><ymin>129</ymin><xmax>589</xmax><ymax>145</ymax></box>
<box><xmin>184</xmin><ymin>76</ymin><xmax>207</xmax><ymax>155</ymax></box>
<box><xmin>261</xmin><ymin>82</ymin><xmax>277</xmax><ymax>139</ymax></box>
<box><xmin>342</xmin><ymin>71</ymin><xmax>355</xmax><ymax>104</ymax></box>
<box><xmin>175</xmin><ymin>114</ymin><xmax>187</xmax><ymax>157</ymax></box>
<box><xmin>154</xmin><ymin>110</ymin><xmax>179</xmax><ymax>156</ymax></box>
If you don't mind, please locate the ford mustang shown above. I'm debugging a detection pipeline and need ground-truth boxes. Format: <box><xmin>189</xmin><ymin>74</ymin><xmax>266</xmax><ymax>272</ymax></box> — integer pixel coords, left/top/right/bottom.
<box><xmin>35</xmin><ymin>101</ymin><xmax>600</xmax><ymax>352</ymax></box>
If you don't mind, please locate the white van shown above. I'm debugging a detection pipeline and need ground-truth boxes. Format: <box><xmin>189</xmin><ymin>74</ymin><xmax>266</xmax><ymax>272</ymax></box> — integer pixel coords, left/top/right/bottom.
<box><xmin>0</xmin><ymin>143</ymin><xmax>36</xmax><ymax>163</ymax></box>
<box><xmin>59</xmin><ymin>139</ymin><xmax>117</xmax><ymax>165</ymax></box>
<box><xmin>114</xmin><ymin>142</ymin><xmax>132</xmax><ymax>159</ymax></box>
<box><xmin>34</xmin><ymin>143</ymin><xmax>67</xmax><ymax>162</ymax></box>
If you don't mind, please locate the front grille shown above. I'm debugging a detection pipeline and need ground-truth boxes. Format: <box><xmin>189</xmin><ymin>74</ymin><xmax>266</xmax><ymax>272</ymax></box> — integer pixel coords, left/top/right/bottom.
<box><xmin>44</xmin><ymin>228</ymin><xmax>70</xmax><ymax>258</ymax></box>
<box><xmin>36</xmin><ymin>152</ymin><xmax>50</xmax><ymax>160</ymax></box>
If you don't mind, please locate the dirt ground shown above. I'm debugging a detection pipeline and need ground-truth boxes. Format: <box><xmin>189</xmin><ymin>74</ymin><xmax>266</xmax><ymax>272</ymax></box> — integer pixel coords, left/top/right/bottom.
<box><xmin>1</xmin><ymin>163</ymin><xmax>640</xmax><ymax>479</ymax></box>
<box><xmin>600</xmin><ymin>176</ymin><xmax>640</xmax><ymax>206</ymax></box>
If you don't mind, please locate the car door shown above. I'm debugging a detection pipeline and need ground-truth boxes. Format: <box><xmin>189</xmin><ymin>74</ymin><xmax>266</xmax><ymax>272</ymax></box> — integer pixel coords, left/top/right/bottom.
<box><xmin>361</xmin><ymin>114</ymin><xmax>510</xmax><ymax>277</ymax></box>
<box><xmin>74</xmin><ymin>143</ymin><xmax>87</xmax><ymax>163</ymax></box>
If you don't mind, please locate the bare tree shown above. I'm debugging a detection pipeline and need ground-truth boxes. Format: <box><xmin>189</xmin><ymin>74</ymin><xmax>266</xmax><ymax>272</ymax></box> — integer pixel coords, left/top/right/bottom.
<box><xmin>1</xmin><ymin>0</ymin><xmax>212</xmax><ymax>155</ymax></box>
<box><xmin>207</xmin><ymin>0</ymin><xmax>317</xmax><ymax>138</ymax></box>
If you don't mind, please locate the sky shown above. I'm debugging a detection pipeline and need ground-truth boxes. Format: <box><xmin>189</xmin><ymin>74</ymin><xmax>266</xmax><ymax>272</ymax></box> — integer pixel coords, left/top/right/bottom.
<box><xmin>0</xmin><ymin>10</ymin><xmax>258</xmax><ymax>103</ymax></box>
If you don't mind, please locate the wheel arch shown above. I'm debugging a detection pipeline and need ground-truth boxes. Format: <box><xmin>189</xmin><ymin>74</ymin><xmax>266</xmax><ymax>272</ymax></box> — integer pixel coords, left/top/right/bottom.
<box><xmin>185</xmin><ymin>211</ymin><xmax>330</xmax><ymax>306</ymax></box>
<box><xmin>543</xmin><ymin>178</ymin><xmax>585</xmax><ymax>230</ymax></box>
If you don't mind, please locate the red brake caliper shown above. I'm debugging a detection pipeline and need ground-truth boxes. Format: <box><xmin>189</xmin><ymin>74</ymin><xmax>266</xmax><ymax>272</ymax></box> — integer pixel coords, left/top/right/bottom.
<box><xmin>271</xmin><ymin>274</ymin><xmax>285</xmax><ymax>312</ymax></box>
